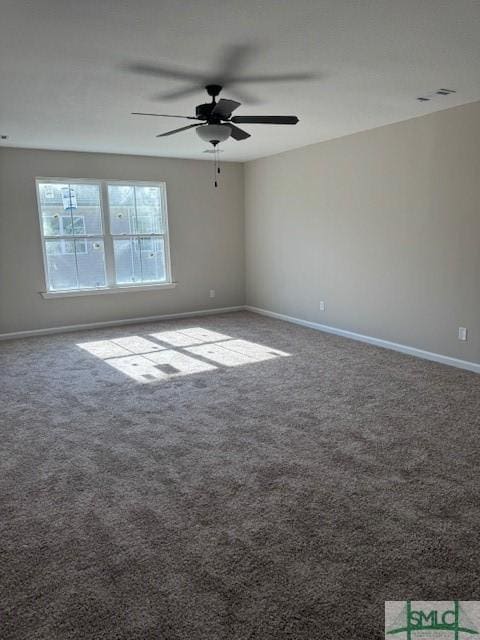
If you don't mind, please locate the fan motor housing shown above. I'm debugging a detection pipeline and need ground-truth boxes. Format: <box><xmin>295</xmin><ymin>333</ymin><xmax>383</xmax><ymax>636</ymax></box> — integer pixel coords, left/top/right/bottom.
<box><xmin>195</xmin><ymin>103</ymin><xmax>216</xmax><ymax>120</ymax></box>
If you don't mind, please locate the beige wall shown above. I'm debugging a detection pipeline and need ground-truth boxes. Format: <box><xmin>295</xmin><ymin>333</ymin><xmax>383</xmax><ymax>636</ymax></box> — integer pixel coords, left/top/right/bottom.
<box><xmin>0</xmin><ymin>148</ymin><xmax>244</xmax><ymax>333</ymax></box>
<box><xmin>245</xmin><ymin>101</ymin><xmax>480</xmax><ymax>364</ymax></box>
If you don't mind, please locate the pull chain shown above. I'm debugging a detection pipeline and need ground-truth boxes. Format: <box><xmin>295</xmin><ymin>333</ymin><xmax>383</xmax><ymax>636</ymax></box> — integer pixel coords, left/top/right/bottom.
<box><xmin>213</xmin><ymin>149</ymin><xmax>217</xmax><ymax>188</ymax></box>
<box><xmin>212</xmin><ymin>143</ymin><xmax>221</xmax><ymax>188</ymax></box>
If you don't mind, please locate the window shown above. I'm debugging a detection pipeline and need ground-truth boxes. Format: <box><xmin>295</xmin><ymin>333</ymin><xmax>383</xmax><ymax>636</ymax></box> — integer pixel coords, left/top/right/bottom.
<box><xmin>36</xmin><ymin>179</ymin><xmax>172</xmax><ymax>294</ymax></box>
<box><xmin>108</xmin><ymin>184</ymin><xmax>168</xmax><ymax>285</ymax></box>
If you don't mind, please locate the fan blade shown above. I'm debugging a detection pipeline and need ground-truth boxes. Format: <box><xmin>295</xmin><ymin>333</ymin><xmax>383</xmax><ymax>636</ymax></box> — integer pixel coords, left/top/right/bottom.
<box><xmin>212</xmin><ymin>99</ymin><xmax>241</xmax><ymax>118</ymax></box>
<box><xmin>127</xmin><ymin>62</ymin><xmax>206</xmax><ymax>82</ymax></box>
<box><xmin>232</xmin><ymin>72</ymin><xmax>315</xmax><ymax>84</ymax></box>
<box><xmin>221</xmin><ymin>87</ymin><xmax>261</xmax><ymax>105</ymax></box>
<box><xmin>214</xmin><ymin>44</ymin><xmax>256</xmax><ymax>84</ymax></box>
<box><xmin>158</xmin><ymin>86</ymin><xmax>206</xmax><ymax>101</ymax></box>
<box><xmin>231</xmin><ymin>115</ymin><xmax>299</xmax><ymax>125</ymax></box>
<box><xmin>156</xmin><ymin>123</ymin><xmax>201</xmax><ymax>138</ymax></box>
<box><xmin>132</xmin><ymin>112</ymin><xmax>200</xmax><ymax>120</ymax></box>
<box><xmin>227</xmin><ymin>124</ymin><xmax>251</xmax><ymax>141</ymax></box>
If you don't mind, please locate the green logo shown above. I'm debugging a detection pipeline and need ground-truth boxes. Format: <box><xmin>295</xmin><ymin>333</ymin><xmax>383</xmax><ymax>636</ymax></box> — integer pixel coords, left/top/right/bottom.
<box><xmin>386</xmin><ymin>601</ymin><xmax>479</xmax><ymax>639</ymax></box>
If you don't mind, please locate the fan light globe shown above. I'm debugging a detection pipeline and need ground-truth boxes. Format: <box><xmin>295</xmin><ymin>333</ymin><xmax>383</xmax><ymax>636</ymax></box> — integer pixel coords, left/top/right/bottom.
<box><xmin>196</xmin><ymin>124</ymin><xmax>230</xmax><ymax>144</ymax></box>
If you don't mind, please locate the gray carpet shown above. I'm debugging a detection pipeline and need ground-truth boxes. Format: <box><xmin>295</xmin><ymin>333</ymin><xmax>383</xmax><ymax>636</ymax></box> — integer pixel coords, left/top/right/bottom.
<box><xmin>1</xmin><ymin>311</ymin><xmax>479</xmax><ymax>639</ymax></box>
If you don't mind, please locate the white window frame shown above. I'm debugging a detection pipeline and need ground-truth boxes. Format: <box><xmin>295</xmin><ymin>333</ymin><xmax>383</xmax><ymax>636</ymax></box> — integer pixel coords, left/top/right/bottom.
<box><xmin>36</xmin><ymin>177</ymin><xmax>175</xmax><ymax>298</ymax></box>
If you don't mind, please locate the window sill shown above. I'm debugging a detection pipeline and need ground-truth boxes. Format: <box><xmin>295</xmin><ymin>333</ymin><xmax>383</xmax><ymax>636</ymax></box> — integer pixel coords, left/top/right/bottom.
<box><xmin>40</xmin><ymin>282</ymin><xmax>177</xmax><ymax>299</ymax></box>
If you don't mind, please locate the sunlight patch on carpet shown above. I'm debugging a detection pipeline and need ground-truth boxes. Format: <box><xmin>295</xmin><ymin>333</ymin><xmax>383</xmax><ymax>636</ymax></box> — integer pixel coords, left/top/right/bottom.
<box><xmin>77</xmin><ymin>327</ymin><xmax>290</xmax><ymax>383</ymax></box>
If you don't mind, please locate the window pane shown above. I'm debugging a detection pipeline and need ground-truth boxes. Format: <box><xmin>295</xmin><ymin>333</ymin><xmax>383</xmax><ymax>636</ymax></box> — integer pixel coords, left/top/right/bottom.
<box><xmin>76</xmin><ymin>239</ymin><xmax>107</xmax><ymax>289</ymax></box>
<box><xmin>39</xmin><ymin>182</ymin><xmax>102</xmax><ymax>236</ymax></box>
<box><xmin>45</xmin><ymin>239</ymin><xmax>78</xmax><ymax>290</ymax></box>
<box><xmin>108</xmin><ymin>184</ymin><xmax>165</xmax><ymax>235</ymax></box>
<box><xmin>70</xmin><ymin>184</ymin><xmax>103</xmax><ymax>235</ymax></box>
<box><xmin>113</xmin><ymin>238</ymin><xmax>142</xmax><ymax>284</ymax></box>
<box><xmin>108</xmin><ymin>185</ymin><xmax>136</xmax><ymax>235</ymax></box>
<box><xmin>45</xmin><ymin>238</ymin><xmax>106</xmax><ymax>291</ymax></box>
<box><xmin>113</xmin><ymin>237</ymin><xmax>166</xmax><ymax>284</ymax></box>
<box><xmin>139</xmin><ymin>237</ymin><xmax>166</xmax><ymax>282</ymax></box>
<box><xmin>135</xmin><ymin>186</ymin><xmax>164</xmax><ymax>234</ymax></box>
<box><xmin>39</xmin><ymin>183</ymin><xmax>69</xmax><ymax>236</ymax></box>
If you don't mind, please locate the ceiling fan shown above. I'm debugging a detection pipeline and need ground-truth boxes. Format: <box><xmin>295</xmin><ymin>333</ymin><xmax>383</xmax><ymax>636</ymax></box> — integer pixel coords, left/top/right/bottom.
<box><xmin>132</xmin><ymin>83</ymin><xmax>299</xmax><ymax>145</ymax></box>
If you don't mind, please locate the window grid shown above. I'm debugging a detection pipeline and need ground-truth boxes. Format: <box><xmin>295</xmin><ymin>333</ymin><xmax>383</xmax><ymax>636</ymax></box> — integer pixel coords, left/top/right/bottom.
<box><xmin>36</xmin><ymin>178</ymin><xmax>172</xmax><ymax>293</ymax></box>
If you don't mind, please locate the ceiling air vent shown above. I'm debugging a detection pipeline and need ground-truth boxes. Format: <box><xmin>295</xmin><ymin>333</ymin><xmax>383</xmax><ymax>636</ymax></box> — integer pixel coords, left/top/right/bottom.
<box><xmin>417</xmin><ymin>88</ymin><xmax>456</xmax><ymax>102</ymax></box>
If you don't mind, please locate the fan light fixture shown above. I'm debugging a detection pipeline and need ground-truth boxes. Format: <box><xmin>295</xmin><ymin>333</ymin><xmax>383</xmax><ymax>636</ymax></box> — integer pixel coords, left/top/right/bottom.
<box><xmin>196</xmin><ymin>124</ymin><xmax>230</xmax><ymax>144</ymax></box>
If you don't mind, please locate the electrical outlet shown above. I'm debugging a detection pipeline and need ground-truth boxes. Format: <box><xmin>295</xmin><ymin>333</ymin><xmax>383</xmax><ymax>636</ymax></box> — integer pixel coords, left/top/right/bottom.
<box><xmin>458</xmin><ymin>327</ymin><xmax>468</xmax><ymax>341</ymax></box>
<box><xmin>209</xmin><ymin>289</ymin><xmax>216</xmax><ymax>299</ymax></box>
<box><xmin>319</xmin><ymin>301</ymin><xmax>326</xmax><ymax>312</ymax></box>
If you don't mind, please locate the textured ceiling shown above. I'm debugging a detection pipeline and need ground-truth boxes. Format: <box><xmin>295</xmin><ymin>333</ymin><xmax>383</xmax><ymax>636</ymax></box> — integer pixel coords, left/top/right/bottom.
<box><xmin>1</xmin><ymin>0</ymin><xmax>480</xmax><ymax>162</ymax></box>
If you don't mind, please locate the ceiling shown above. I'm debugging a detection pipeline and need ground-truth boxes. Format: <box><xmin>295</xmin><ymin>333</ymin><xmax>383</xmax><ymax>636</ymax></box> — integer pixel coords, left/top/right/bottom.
<box><xmin>1</xmin><ymin>0</ymin><xmax>480</xmax><ymax>162</ymax></box>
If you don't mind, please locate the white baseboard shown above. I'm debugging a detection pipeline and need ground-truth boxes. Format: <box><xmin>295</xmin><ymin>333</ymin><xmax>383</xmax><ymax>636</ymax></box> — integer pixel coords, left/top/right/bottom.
<box><xmin>246</xmin><ymin>305</ymin><xmax>480</xmax><ymax>374</ymax></box>
<box><xmin>0</xmin><ymin>306</ymin><xmax>245</xmax><ymax>341</ymax></box>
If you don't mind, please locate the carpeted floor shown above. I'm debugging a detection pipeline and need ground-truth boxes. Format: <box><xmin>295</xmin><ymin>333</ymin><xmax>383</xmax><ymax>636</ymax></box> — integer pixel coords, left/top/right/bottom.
<box><xmin>1</xmin><ymin>311</ymin><xmax>479</xmax><ymax>639</ymax></box>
